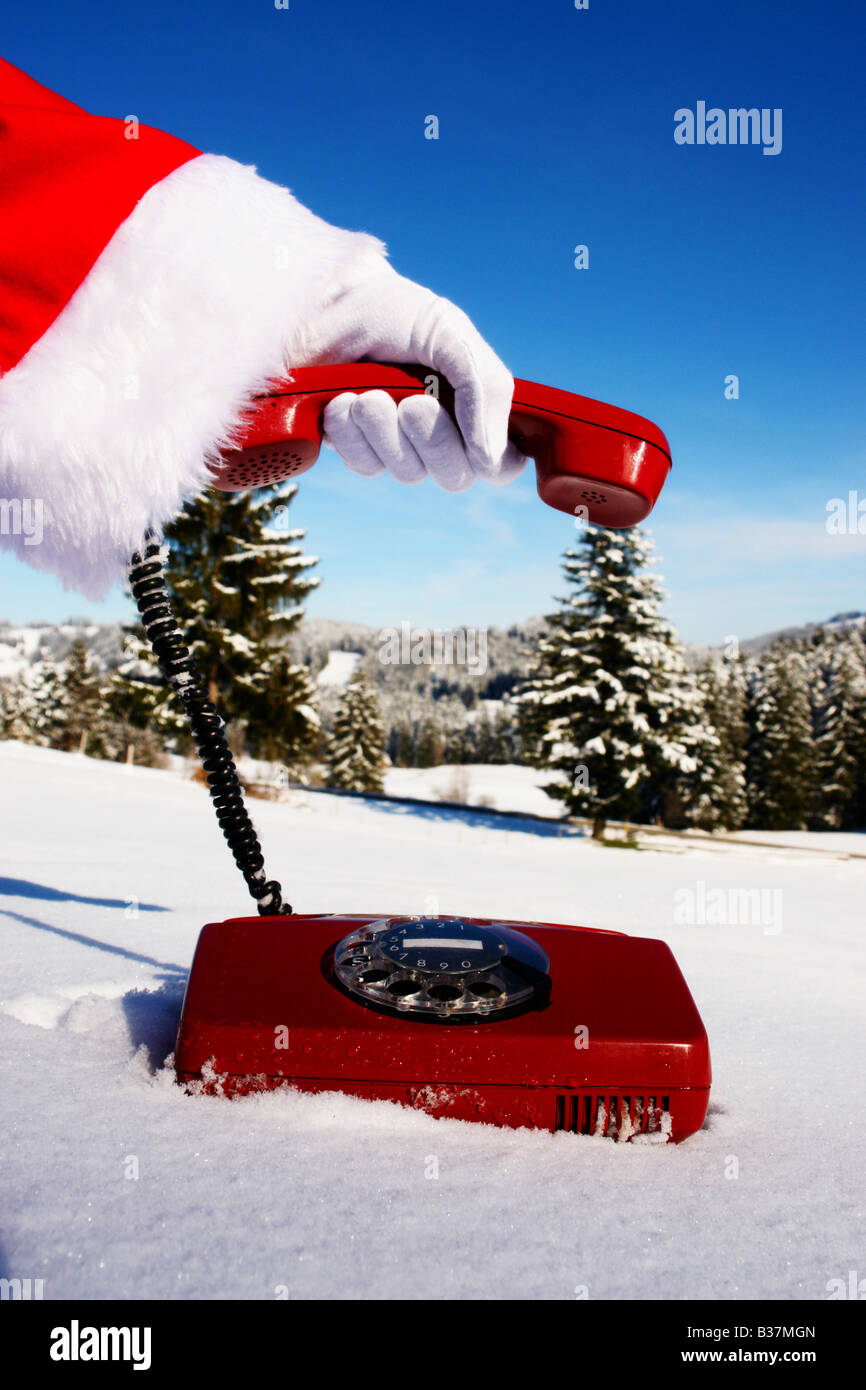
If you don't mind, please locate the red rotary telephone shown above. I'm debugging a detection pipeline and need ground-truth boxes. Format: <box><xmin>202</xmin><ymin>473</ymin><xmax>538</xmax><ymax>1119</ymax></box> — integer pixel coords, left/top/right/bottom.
<box><xmin>131</xmin><ymin>362</ymin><xmax>709</xmax><ymax>1143</ymax></box>
<box><xmin>210</xmin><ymin>363</ymin><xmax>672</xmax><ymax>527</ymax></box>
<box><xmin>175</xmin><ymin>913</ymin><xmax>711</xmax><ymax>1142</ymax></box>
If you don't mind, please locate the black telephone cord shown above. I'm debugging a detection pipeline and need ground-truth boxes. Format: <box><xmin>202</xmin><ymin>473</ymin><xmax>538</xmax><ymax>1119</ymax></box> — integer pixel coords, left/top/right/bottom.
<box><xmin>128</xmin><ymin>535</ymin><xmax>292</xmax><ymax>916</ymax></box>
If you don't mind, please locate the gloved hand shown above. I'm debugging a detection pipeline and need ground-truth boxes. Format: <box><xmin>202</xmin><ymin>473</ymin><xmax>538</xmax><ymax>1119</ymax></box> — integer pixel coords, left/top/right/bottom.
<box><xmin>296</xmin><ymin>261</ymin><xmax>528</xmax><ymax>492</ymax></box>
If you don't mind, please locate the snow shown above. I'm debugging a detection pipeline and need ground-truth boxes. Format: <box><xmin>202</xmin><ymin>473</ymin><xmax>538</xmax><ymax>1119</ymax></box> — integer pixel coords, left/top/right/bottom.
<box><xmin>0</xmin><ymin>626</ymin><xmax>45</xmax><ymax>680</ymax></box>
<box><xmin>1</xmin><ymin>738</ymin><xmax>864</xmax><ymax>1300</ymax></box>
<box><xmin>385</xmin><ymin>762</ymin><xmax>561</xmax><ymax>817</ymax></box>
<box><xmin>223</xmin><ymin>632</ymin><xmax>255</xmax><ymax>656</ymax></box>
<box><xmin>384</xmin><ymin>767</ymin><xmax>866</xmax><ymax>860</ymax></box>
<box><xmin>315</xmin><ymin>649</ymin><xmax>362</xmax><ymax>688</ymax></box>
<box><xmin>0</xmin><ymin>646</ymin><xmax>25</xmax><ymax>680</ymax></box>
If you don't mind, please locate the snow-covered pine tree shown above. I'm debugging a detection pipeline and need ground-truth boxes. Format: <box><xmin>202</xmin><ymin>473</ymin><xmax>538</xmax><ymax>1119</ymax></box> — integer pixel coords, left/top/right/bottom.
<box><xmin>105</xmin><ymin>634</ymin><xmax>187</xmax><ymax>749</ymax></box>
<box><xmin>685</xmin><ymin>657</ymin><xmax>749</xmax><ymax>831</ymax></box>
<box><xmin>325</xmin><ymin>672</ymin><xmax>387</xmax><ymax>792</ymax></box>
<box><xmin>127</xmin><ymin>483</ymin><xmax>320</xmax><ymax>769</ymax></box>
<box><xmin>473</xmin><ymin>708</ymin><xmax>494</xmax><ymax>763</ymax></box>
<box><xmin>444</xmin><ymin>724</ymin><xmax>470</xmax><ymax>764</ymax></box>
<box><xmin>745</xmin><ymin>644</ymin><xmax>816</xmax><ymax>830</ymax></box>
<box><xmin>809</xmin><ymin>632</ymin><xmax>866</xmax><ymax>829</ymax></box>
<box><xmin>13</xmin><ymin>643</ymin><xmax>111</xmax><ymax>755</ymax></box>
<box><xmin>0</xmin><ymin>679</ymin><xmax>28</xmax><ymax>740</ymax></box>
<box><xmin>488</xmin><ymin>707</ymin><xmax>518</xmax><ymax>764</ymax></box>
<box><xmin>13</xmin><ymin>660</ymin><xmax>63</xmax><ymax>747</ymax></box>
<box><xmin>58</xmin><ymin>640</ymin><xmax>112</xmax><ymax>754</ymax></box>
<box><xmin>391</xmin><ymin>717</ymin><xmax>414</xmax><ymax>767</ymax></box>
<box><xmin>415</xmin><ymin>715</ymin><xmax>444</xmax><ymax>768</ymax></box>
<box><xmin>98</xmin><ymin>639</ymin><xmax>177</xmax><ymax>764</ymax></box>
<box><xmin>516</xmin><ymin>526</ymin><xmax>714</xmax><ymax>838</ymax></box>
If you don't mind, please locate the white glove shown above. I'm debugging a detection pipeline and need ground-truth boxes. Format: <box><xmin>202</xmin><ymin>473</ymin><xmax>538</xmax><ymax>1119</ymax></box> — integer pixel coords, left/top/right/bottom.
<box><xmin>297</xmin><ymin>261</ymin><xmax>528</xmax><ymax>492</ymax></box>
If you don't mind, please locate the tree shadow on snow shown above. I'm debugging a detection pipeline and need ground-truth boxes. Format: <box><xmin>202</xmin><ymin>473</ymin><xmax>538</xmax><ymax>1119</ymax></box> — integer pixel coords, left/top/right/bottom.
<box><xmin>352</xmin><ymin>796</ymin><xmax>585</xmax><ymax>840</ymax></box>
<box><xmin>0</xmin><ymin>875</ymin><xmax>167</xmax><ymax>912</ymax></box>
<box><xmin>0</xmin><ymin>908</ymin><xmax>185</xmax><ymax>974</ymax></box>
<box><xmin>0</xmin><ymin>904</ymin><xmax>187</xmax><ymax>1073</ymax></box>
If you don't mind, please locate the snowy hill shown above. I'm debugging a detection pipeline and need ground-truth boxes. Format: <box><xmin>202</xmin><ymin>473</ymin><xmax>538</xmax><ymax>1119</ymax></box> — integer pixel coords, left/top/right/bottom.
<box><xmin>3</xmin><ymin>607</ymin><xmax>861</xmax><ymax>684</ymax></box>
<box><xmin>0</xmin><ymin>613</ymin><xmax>542</xmax><ymax>701</ymax></box>
<box><xmin>1</xmin><ymin>739</ymin><xmax>864</xmax><ymax>1300</ymax></box>
<box><xmin>738</xmin><ymin>610</ymin><xmax>866</xmax><ymax>656</ymax></box>
<box><xmin>315</xmin><ymin>649</ymin><xmax>362</xmax><ymax>688</ymax></box>
<box><xmin>0</xmin><ymin>619</ymin><xmax>125</xmax><ymax>681</ymax></box>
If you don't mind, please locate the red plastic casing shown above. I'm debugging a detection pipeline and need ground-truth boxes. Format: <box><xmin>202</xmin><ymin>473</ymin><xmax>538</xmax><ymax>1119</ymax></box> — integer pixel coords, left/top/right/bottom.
<box><xmin>175</xmin><ymin>915</ymin><xmax>711</xmax><ymax>1142</ymax></box>
<box><xmin>212</xmin><ymin>365</ymin><xmax>672</xmax><ymax>528</ymax></box>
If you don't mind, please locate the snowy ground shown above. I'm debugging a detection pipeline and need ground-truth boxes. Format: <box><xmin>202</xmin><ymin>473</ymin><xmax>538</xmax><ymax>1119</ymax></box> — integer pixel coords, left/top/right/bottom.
<box><xmin>385</xmin><ymin>762</ymin><xmax>560</xmax><ymax>817</ymax></box>
<box><xmin>387</xmin><ymin>763</ymin><xmax>866</xmax><ymax>860</ymax></box>
<box><xmin>1</xmin><ymin>740</ymin><xmax>864</xmax><ymax>1301</ymax></box>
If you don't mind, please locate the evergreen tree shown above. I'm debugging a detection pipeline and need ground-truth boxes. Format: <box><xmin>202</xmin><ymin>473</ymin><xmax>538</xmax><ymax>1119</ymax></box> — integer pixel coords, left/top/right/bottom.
<box><xmin>124</xmin><ymin>483</ymin><xmax>320</xmax><ymax>767</ymax></box>
<box><xmin>107</xmin><ymin>626</ymin><xmax>188</xmax><ymax>747</ymax></box>
<box><xmin>746</xmin><ymin>645</ymin><xmax>816</xmax><ymax>830</ymax></box>
<box><xmin>474</xmin><ymin>708</ymin><xmax>494</xmax><ymax>763</ymax></box>
<box><xmin>684</xmin><ymin>658</ymin><xmax>748</xmax><ymax>831</ymax></box>
<box><xmin>325</xmin><ymin>673</ymin><xmax>387</xmax><ymax>792</ymax></box>
<box><xmin>96</xmin><ymin>644</ymin><xmax>175</xmax><ymax>765</ymax></box>
<box><xmin>392</xmin><ymin>718</ymin><xmax>413</xmax><ymax>767</ymax></box>
<box><xmin>20</xmin><ymin>660</ymin><xmax>66</xmax><ymax>747</ymax></box>
<box><xmin>12</xmin><ymin>645</ymin><xmax>113</xmax><ymax>755</ymax></box>
<box><xmin>489</xmin><ymin>708</ymin><xmax>517</xmax><ymax>764</ymax></box>
<box><xmin>444</xmin><ymin>725</ymin><xmax>469</xmax><ymax>764</ymax></box>
<box><xmin>245</xmin><ymin>648</ymin><xmax>320</xmax><ymax>768</ymax></box>
<box><xmin>55</xmin><ymin>641</ymin><xmax>112</xmax><ymax>755</ymax></box>
<box><xmin>517</xmin><ymin>527</ymin><xmax>714</xmax><ymax>838</ymax></box>
<box><xmin>809</xmin><ymin>633</ymin><xmax>866</xmax><ymax>829</ymax></box>
<box><xmin>415</xmin><ymin>715</ymin><xmax>444</xmax><ymax>768</ymax></box>
<box><xmin>0</xmin><ymin>680</ymin><xmax>28</xmax><ymax>740</ymax></box>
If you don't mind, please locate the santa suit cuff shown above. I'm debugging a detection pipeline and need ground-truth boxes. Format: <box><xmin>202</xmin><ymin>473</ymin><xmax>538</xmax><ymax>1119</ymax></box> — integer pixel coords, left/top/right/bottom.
<box><xmin>0</xmin><ymin>151</ymin><xmax>387</xmax><ymax>597</ymax></box>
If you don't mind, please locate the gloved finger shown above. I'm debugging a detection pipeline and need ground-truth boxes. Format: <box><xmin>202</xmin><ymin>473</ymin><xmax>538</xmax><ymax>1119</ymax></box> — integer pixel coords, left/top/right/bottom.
<box><xmin>349</xmin><ymin>390</ymin><xmax>427</xmax><ymax>485</ymax></box>
<box><xmin>407</xmin><ymin>292</ymin><xmax>530</xmax><ymax>484</ymax></box>
<box><xmin>322</xmin><ymin>393</ymin><xmax>386</xmax><ymax>477</ymax></box>
<box><xmin>477</xmin><ymin>437</ymin><xmax>529</xmax><ymax>487</ymax></box>
<box><xmin>298</xmin><ymin>261</ymin><xmax>530</xmax><ymax>485</ymax></box>
<box><xmin>396</xmin><ymin>393</ymin><xmax>475</xmax><ymax>492</ymax></box>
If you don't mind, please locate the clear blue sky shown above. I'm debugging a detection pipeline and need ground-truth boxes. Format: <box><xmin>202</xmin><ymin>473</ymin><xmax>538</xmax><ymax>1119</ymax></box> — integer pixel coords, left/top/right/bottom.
<box><xmin>2</xmin><ymin>0</ymin><xmax>864</xmax><ymax>643</ymax></box>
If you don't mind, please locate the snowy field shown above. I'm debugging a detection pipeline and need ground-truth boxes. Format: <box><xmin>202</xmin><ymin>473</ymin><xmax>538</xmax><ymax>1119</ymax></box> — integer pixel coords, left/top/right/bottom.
<box><xmin>383</xmin><ymin>765</ymin><xmax>866</xmax><ymax>854</ymax></box>
<box><xmin>384</xmin><ymin>762</ymin><xmax>561</xmax><ymax>818</ymax></box>
<box><xmin>1</xmin><ymin>739</ymin><xmax>864</xmax><ymax>1301</ymax></box>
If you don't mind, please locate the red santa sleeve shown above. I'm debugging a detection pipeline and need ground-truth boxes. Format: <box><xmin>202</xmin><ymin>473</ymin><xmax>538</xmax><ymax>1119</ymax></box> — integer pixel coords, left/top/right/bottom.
<box><xmin>0</xmin><ymin>57</ymin><xmax>388</xmax><ymax>598</ymax></box>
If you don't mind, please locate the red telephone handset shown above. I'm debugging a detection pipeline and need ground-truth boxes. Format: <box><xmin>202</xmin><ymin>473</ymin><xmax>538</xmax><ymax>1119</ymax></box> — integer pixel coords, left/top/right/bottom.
<box><xmin>212</xmin><ymin>364</ymin><xmax>672</xmax><ymax>527</ymax></box>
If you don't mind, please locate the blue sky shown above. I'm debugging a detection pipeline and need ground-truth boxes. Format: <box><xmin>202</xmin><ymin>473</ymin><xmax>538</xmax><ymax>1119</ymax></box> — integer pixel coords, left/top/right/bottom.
<box><xmin>2</xmin><ymin>0</ymin><xmax>864</xmax><ymax>643</ymax></box>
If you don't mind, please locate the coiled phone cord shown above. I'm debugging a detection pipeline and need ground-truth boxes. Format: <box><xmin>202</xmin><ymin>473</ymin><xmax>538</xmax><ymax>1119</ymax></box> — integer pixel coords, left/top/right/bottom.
<box><xmin>128</xmin><ymin>535</ymin><xmax>293</xmax><ymax>916</ymax></box>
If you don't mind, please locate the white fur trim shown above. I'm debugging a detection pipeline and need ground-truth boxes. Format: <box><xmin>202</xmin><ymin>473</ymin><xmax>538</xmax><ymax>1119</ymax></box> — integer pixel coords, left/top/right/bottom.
<box><xmin>0</xmin><ymin>154</ymin><xmax>388</xmax><ymax>598</ymax></box>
